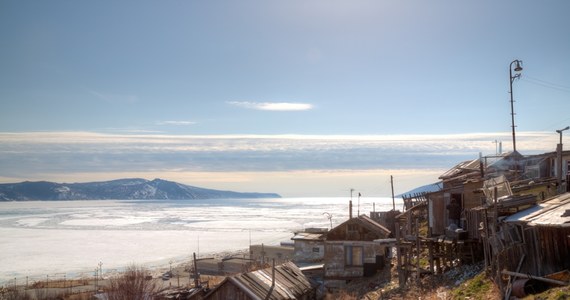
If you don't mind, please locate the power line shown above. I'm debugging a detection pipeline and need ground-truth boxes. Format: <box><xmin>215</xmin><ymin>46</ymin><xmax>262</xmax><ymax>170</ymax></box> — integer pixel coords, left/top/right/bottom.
<box><xmin>522</xmin><ymin>75</ymin><xmax>570</xmax><ymax>93</ymax></box>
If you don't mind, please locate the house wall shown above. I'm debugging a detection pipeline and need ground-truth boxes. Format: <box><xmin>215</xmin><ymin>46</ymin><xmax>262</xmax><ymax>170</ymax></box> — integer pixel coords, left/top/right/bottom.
<box><xmin>428</xmin><ymin>192</ymin><xmax>445</xmax><ymax>236</ymax></box>
<box><xmin>249</xmin><ymin>244</ymin><xmax>293</xmax><ymax>265</ymax></box>
<box><xmin>370</xmin><ymin>210</ymin><xmax>399</xmax><ymax>235</ymax></box>
<box><xmin>324</xmin><ymin>241</ymin><xmax>386</xmax><ymax>279</ymax></box>
<box><xmin>536</xmin><ymin>226</ymin><xmax>570</xmax><ymax>275</ymax></box>
<box><xmin>513</xmin><ymin>183</ymin><xmax>557</xmax><ymax>201</ymax></box>
<box><xmin>498</xmin><ymin>223</ymin><xmax>570</xmax><ymax>276</ymax></box>
<box><xmin>293</xmin><ymin>240</ymin><xmax>324</xmax><ymax>263</ymax></box>
<box><xmin>196</xmin><ymin>259</ymin><xmax>222</xmax><ymax>275</ymax></box>
<box><xmin>221</xmin><ymin>259</ymin><xmax>252</xmax><ymax>274</ymax></box>
<box><xmin>463</xmin><ymin>181</ymin><xmax>484</xmax><ymax>210</ymax></box>
<box><xmin>205</xmin><ymin>281</ymin><xmax>250</xmax><ymax>300</ymax></box>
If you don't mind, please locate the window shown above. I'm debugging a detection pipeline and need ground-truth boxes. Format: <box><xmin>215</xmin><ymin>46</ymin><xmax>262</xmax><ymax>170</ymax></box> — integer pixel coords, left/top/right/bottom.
<box><xmin>347</xmin><ymin>224</ymin><xmax>360</xmax><ymax>239</ymax></box>
<box><xmin>345</xmin><ymin>246</ymin><xmax>363</xmax><ymax>266</ymax></box>
<box><xmin>525</xmin><ymin>165</ymin><xmax>540</xmax><ymax>179</ymax></box>
<box><xmin>312</xmin><ymin>247</ymin><xmax>320</xmax><ymax>253</ymax></box>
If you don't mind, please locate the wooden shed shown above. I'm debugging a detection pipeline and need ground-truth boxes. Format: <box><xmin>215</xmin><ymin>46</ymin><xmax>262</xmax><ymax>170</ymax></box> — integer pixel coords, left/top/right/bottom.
<box><xmin>324</xmin><ymin>215</ymin><xmax>391</xmax><ymax>287</ymax></box>
<box><xmin>204</xmin><ymin>262</ymin><xmax>315</xmax><ymax>300</ymax></box>
<box><xmin>502</xmin><ymin>192</ymin><xmax>570</xmax><ymax>276</ymax></box>
<box><xmin>325</xmin><ymin>215</ymin><xmax>391</xmax><ymax>242</ymax></box>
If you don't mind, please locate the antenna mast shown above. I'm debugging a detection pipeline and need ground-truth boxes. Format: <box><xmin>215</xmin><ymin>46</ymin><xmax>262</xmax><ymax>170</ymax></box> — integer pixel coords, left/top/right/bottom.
<box><xmin>391</xmin><ymin>175</ymin><xmax>395</xmax><ymax>211</ymax></box>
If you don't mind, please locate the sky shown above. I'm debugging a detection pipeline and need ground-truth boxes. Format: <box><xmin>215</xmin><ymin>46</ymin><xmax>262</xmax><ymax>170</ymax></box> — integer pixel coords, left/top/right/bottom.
<box><xmin>1</xmin><ymin>1</ymin><xmax>569</xmax><ymax>197</ymax></box>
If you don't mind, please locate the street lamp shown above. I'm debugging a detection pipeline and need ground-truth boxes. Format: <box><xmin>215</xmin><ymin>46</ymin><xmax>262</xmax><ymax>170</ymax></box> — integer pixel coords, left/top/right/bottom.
<box><xmin>556</xmin><ymin>126</ymin><xmax>569</xmax><ymax>193</ymax></box>
<box><xmin>509</xmin><ymin>59</ymin><xmax>523</xmax><ymax>153</ymax></box>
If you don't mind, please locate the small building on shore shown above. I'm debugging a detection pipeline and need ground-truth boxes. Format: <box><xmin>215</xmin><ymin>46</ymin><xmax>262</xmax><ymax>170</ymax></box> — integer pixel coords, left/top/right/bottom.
<box><xmin>249</xmin><ymin>244</ymin><xmax>293</xmax><ymax>266</ymax></box>
<box><xmin>324</xmin><ymin>214</ymin><xmax>391</xmax><ymax>290</ymax></box>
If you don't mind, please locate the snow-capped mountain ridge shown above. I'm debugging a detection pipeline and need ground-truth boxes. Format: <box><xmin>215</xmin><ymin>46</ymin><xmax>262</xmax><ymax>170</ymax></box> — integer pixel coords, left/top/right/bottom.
<box><xmin>0</xmin><ymin>178</ymin><xmax>280</xmax><ymax>201</ymax></box>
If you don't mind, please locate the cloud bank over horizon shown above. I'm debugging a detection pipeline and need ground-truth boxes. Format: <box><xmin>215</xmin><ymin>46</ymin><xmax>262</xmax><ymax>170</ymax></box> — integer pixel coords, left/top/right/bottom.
<box><xmin>0</xmin><ymin>131</ymin><xmax>560</xmax><ymax>196</ymax></box>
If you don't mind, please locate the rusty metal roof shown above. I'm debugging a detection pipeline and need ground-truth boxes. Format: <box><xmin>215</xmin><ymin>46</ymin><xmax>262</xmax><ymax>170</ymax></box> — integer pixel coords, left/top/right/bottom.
<box><xmin>208</xmin><ymin>262</ymin><xmax>313</xmax><ymax>300</ymax></box>
<box><xmin>505</xmin><ymin>193</ymin><xmax>570</xmax><ymax>227</ymax></box>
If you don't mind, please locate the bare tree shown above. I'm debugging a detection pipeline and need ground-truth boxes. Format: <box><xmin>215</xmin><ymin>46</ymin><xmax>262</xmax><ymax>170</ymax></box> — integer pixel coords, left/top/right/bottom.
<box><xmin>105</xmin><ymin>265</ymin><xmax>158</xmax><ymax>300</ymax></box>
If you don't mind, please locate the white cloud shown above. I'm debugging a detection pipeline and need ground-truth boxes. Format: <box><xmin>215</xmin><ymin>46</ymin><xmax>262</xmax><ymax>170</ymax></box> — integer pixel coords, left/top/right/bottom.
<box><xmin>156</xmin><ymin>121</ymin><xmax>196</xmax><ymax>126</ymax></box>
<box><xmin>228</xmin><ymin>101</ymin><xmax>314</xmax><ymax>111</ymax></box>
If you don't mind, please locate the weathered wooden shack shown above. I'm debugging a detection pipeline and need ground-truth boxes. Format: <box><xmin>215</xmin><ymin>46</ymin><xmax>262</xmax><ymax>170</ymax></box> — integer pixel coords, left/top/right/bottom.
<box><xmin>204</xmin><ymin>262</ymin><xmax>315</xmax><ymax>300</ymax></box>
<box><xmin>324</xmin><ymin>215</ymin><xmax>391</xmax><ymax>289</ymax></box>
<box><xmin>502</xmin><ymin>192</ymin><xmax>570</xmax><ymax>276</ymax></box>
<box><xmin>291</xmin><ymin>228</ymin><xmax>327</xmax><ymax>264</ymax></box>
<box><xmin>393</xmin><ymin>151</ymin><xmax>562</xmax><ymax>288</ymax></box>
<box><xmin>427</xmin><ymin>158</ymin><xmax>483</xmax><ymax>237</ymax></box>
<box><xmin>426</xmin><ymin>152</ymin><xmax>559</xmax><ymax>239</ymax></box>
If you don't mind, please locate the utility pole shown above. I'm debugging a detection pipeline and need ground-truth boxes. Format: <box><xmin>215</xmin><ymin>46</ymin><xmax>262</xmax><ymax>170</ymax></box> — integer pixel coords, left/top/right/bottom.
<box><xmin>508</xmin><ymin>59</ymin><xmax>523</xmax><ymax>153</ymax></box>
<box><xmin>556</xmin><ymin>126</ymin><xmax>569</xmax><ymax>193</ymax></box>
<box><xmin>193</xmin><ymin>252</ymin><xmax>200</xmax><ymax>288</ymax></box>
<box><xmin>391</xmin><ymin>175</ymin><xmax>395</xmax><ymax>211</ymax></box>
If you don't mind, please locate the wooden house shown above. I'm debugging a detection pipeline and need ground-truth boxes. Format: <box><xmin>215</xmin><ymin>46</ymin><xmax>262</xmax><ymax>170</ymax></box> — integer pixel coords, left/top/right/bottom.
<box><xmin>426</xmin><ymin>152</ymin><xmax>561</xmax><ymax>238</ymax></box>
<box><xmin>427</xmin><ymin>158</ymin><xmax>484</xmax><ymax>237</ymax></box>
<box><xmin>324</xmin><ymin>215</ymin><xmax>391</xmax><ymax>289</ymax></box>
<box><xmin>394</xmin><ymin>150</ymin><xmax>570</xmax><ymax>293</ymax></box>
<box><xmin>204</xmin><ymin>261</ymin><xmax>315</xmax><ymax>300</ymax></box>
<box><xmin>291</xmin><ymin>228</ymin><xmax>327</xmax><ymax>264</ymax></box>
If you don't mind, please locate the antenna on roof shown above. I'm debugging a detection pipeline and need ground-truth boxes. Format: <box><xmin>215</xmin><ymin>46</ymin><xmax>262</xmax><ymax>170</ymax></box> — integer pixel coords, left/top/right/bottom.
<box><xmin>357</xmin><ymin>192</ymin><xmax>361</xmax><ymax>216</ymax></box>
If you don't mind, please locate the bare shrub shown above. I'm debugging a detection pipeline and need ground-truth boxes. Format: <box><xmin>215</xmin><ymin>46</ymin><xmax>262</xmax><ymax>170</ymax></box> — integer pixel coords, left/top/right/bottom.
<box><xmin>0</xmin><ymin>287</ymin><xmax>32</xmax><ymax>300</ymax></box>
<box><xmin>105</xmin><ymin>265</ymin><xmax>158</xmax><ymax>300</ymax></box>
<box><xmin>33</xmin><ymin>287</ymin><xmax>49</xmax><ymax>300</ymax></box>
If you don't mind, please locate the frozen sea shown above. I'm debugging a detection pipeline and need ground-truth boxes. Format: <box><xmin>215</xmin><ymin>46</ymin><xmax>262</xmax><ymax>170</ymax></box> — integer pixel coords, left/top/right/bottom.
<box><xmin>0</xmin><ymin>197</ymin><xmax>402</xmax><ymax>284</ymax></box>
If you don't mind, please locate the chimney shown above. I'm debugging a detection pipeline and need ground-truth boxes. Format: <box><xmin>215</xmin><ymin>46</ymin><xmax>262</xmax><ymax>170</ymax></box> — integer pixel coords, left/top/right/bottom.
<box><xmin>264</xmin><ymin>259</ymin><xmax>276</xmax><ymax>300</ymax></box>
<box><xmin>349</xmin><ymin>200</ymin><xmax>353</xmax><ymax>219</ymax></box>
<box><xmin>499</xmin><ymin>142</ymin><xmax>502</xmax><ymax>154</ymax></box>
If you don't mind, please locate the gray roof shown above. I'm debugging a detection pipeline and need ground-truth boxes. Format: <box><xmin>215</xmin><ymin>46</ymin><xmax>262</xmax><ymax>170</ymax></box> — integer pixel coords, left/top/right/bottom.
<box><xmin>291</xmin><ymin>232</ymin><xmax>326</xmax><ymax>241</ymax></box>
<box><xmin>505</xmin><ymin>193</ymin><xmax>570</xmax><ymax>227</ymax></box>
<box><xmin>439</xmin><ymin>159</ymin><xmax>481</xmax><ymax>180</ymax></box>
<box><xmin>208</xmin><ymin>262</ymin><xmax>313</xmax><ymax>300</ymax></box>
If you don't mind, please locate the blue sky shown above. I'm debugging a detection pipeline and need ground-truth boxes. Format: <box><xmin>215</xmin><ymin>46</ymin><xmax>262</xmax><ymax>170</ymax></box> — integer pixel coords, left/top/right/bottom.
<box><xmin>1</xmin><ymin>1</ymin><xmax>569</xmax><ymax>197</ymax></box>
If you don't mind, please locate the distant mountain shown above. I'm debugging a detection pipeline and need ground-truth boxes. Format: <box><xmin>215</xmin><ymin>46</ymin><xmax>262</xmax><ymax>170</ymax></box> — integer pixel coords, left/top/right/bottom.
<box><xmin>0</xmin><ymin>178</ymin><xmax>281</xmax><ymax>201</ymax></box>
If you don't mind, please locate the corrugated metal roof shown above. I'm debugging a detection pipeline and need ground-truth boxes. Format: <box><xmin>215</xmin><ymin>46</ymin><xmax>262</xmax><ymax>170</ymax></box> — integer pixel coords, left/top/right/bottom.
<box><xmin>291</xmin><ymin>232</ymin><xmax>325</xmax><ymax>241</ymax></box>
<box><xmin>217</xmin><ymin>262</ymin><xmax>313</xmax><ymax>300</ymax></box>
<box><xmin>505</xmin><ymin>193</ymin><xmax>570</xmax><ymax>227</ymax></box>
<box><xmin>439</xmin><ymin>159</ymin><xmax>480</xmax><ymax>180</ymax></box>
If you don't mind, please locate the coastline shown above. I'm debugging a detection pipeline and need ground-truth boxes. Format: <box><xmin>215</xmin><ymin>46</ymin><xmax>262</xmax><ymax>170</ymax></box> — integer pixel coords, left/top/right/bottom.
<box><xmin>2</xmin><ymin>248</ymin><xmax>251</xmax><ymax>287</ymax></box>
<box><xmin>0</xmin><ymin>197</ymin><xmax>400</xmax><ymax>285</ymax></box>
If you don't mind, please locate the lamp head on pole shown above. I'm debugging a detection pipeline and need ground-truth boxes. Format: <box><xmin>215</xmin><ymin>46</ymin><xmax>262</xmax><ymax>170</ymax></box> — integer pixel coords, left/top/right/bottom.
<box><xmin>513</xmin><ymin>60</ymin><xmax>523</xmax><ymax>72</ymax></box>
<box><xmin>556</xmin><ymin>126</ymin><xmax>570</xmax><ymax>134</ymax></box>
